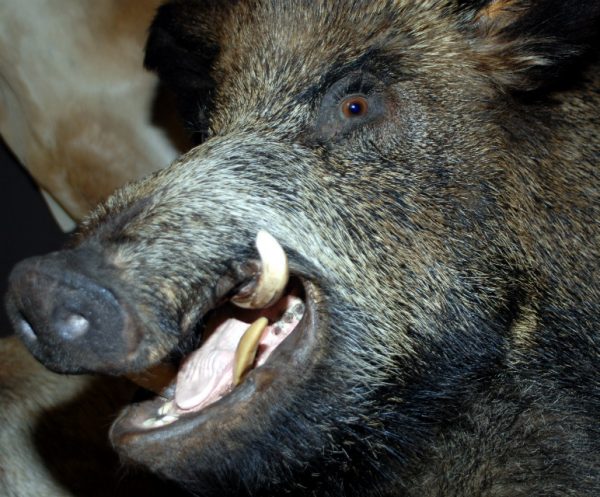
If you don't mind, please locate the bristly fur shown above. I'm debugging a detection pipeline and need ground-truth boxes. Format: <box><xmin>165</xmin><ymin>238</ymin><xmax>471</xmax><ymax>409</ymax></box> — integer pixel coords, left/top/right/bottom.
<box><xmin>4</xmin><ymin>0</ymin><xmax>600</xmax><ymax>496</ymax></box>
<box><xmin>457</xmin><ymin>0</ymin><xmax>600</xmax><ymax>90</ymax></box>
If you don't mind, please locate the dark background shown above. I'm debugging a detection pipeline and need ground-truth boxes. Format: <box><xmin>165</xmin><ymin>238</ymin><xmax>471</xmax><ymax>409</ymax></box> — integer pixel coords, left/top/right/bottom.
<box><xmin>0</xmin><ymin>140</ymin><xmax>65</xmax><ymax>336</ymax></box>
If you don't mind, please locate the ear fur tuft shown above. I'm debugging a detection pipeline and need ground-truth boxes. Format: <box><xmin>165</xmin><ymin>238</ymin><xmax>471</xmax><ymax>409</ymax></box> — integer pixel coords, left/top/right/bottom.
<box><xmin>460</xmin><ymin>0</ymin><xmax>600</xmax><ymax>90</ymax></box>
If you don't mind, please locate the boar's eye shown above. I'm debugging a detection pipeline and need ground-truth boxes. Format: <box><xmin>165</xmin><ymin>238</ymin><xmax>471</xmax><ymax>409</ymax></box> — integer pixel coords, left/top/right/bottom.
<box><xmin>314</xmin><ymin>72</ymin><xmax>384</xmax><ymax>142</ymax></box>
<box><xmin>341</xmin><ymin>95</ymin><xmax>369</xmax><ymax>118</ymax></box>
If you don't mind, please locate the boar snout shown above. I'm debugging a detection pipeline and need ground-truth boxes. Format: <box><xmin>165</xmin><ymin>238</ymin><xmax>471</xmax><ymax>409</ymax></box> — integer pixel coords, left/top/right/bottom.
<box><xmin>6</xmin><ymin>249</ymin><xmax>141</xmax><ymax>374</ymax></box>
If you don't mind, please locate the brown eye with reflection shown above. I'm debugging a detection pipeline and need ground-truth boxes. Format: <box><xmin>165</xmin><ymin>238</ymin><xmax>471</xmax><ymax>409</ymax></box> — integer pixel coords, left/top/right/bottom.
<box><xmin>340</xmin><ymin>95</ymin><xmax>369</xmax><ymax>118</ymax></box>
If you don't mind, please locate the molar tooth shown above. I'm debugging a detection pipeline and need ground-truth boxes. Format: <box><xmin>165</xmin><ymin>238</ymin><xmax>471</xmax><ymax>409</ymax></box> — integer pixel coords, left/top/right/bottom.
<box><xmin>143</xmin><ymin>417</ymin><xmax>160</xmax><ymax>428</ymax></box>
<box><xmin>161</xmin><ymin>415</ymin><xmax>179</xmax><ymax>424</ymax></box>
<box><xmin>233</xmin><ymin>317</ymin><xmax>269</xmax><ymax>386</ymax></box>
<box><xmin>232</xmin><ymin>230</ymin><xmax>289</xmax><ymax>309</ymax></box>
<box><xmin>158</xmin><ymin>400</ymin><xmax>175</xmax><ymax>417</ymax></box>
<box><xmin>143</xmin><ymin>414</ymin><xmax>179</xmax><ymax>429</ymax></box>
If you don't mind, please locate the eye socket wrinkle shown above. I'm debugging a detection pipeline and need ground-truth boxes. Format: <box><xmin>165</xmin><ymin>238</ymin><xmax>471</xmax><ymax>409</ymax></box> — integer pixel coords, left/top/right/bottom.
<box><xmin>294</xmin><ymin>48</ymin><xmax>404</xmax><ymax>106</ymax></box>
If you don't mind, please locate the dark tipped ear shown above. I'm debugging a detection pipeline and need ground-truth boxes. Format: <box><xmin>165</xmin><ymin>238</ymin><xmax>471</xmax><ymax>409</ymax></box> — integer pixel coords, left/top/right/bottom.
<box><xmin>459</xmin><ymin>0</ymin><xmax>600</xmax><ymax>90</ymax></box>
<box><xmin>144</xmin><ymin>0</ymin><xmax>234</xmax><ymax>133</ymax></box>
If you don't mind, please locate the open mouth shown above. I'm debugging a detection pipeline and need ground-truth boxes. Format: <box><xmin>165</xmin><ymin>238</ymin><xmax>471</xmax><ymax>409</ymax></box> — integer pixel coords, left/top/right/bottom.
<box><xmin>110</xmin><ymin>232</ymin><xmax>321</xmax><ymax>440</ymax></box>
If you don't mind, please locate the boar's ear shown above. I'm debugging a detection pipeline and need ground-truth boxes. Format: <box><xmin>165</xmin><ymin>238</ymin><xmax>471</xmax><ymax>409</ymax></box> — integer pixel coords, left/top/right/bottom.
<box><xmin>459</xmin><ymin>0</ymin><xmax>600</xmax><ymax>91</ymax></box>
<box><xmin>144</xmin><ymin>0</ymin><xmax>235</xmax><ymax>134</ymax></box>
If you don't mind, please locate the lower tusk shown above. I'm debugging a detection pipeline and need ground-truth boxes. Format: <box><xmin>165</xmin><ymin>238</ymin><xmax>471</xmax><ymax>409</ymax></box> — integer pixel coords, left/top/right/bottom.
<box><xmin>233</xmin><ymin>317</ymin><xmax>269</xmax><ymax>386</ymax></box>
<box><xmin>232</xmin><ymin>230</ymin><xmax>289</xmax><ymax>309</ymax></box>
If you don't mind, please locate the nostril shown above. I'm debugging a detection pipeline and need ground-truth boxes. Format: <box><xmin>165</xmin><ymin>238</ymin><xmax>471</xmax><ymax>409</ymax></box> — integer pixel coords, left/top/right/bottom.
<box><xmin>17</xmin><ymin>313</ymin><xmax>37</xmax><ymax>342</ymax></box>
<box><xmin>55</xmin><ymin>313</ymin><xmax>90</xmax><ymax>340</ymax></box>
<box><xmin>7</xmin><ymin>250</ymin><xmax>138</xmax><ymax>372</ymax></box>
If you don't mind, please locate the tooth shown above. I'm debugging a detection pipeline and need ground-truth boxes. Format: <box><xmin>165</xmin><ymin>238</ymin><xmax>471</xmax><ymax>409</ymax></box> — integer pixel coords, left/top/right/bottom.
<box><xmin>158</xmin><ymin>400</ymin><xmax>175</xmax><ymax>417</ymax></box>
<box><xmin>161</xmin><ymin>415</ymin><xmax>179</xmax><ymax>424</ymax></box>
<box><xmin>143</xmin><ymin>418</ymin><xmax>159</xmax><ymax>428</ymax></box>
<box><xmin>233</xmin><ymin>317</ymin><xmax>269</xmax><ymax>386</ymax></box>
<box><xmin>126</xmin><ymin>363</ymin><xmax>177</xmax><ymax>396</ymax></box>
<box><xmin>232</xmin><ymin>230</ymin><xmax>289</xmax><ymax>309</ymax></box>
<box><xmin>142</xmin><ymin>414</ymin><xmax>179</xmax><ymax>429</ymax></box>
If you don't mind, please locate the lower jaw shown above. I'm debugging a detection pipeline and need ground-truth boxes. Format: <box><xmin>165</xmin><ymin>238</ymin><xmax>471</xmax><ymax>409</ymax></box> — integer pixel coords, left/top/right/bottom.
<box><xmin>109</xmin><ymin>277</ymin><xmax>322</xmax><ymax>447</ymax></box>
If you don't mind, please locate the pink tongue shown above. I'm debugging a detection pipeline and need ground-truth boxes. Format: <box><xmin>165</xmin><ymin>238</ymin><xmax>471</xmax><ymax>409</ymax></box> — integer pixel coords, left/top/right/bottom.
<box><xmin>175</xmin><ymin>318</ymin><xmax>247</xmax><ymax>410</ymax></box>
<box><xmin>175</xmin><ymin>296</ymin><xmax>303</xmax><ymax>411</ymax></box>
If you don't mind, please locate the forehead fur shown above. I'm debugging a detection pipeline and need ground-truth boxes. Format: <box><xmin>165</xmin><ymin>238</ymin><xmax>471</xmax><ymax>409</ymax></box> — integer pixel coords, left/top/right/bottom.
<box><xmin>213</xmin><ymin>0</ymin><xmax>463</xmax><ymax>75</ymax></box>
<box><xmin>206</xmin><ymin>0</ymin><xmax>473</xmax><ymax>129</ymax></box>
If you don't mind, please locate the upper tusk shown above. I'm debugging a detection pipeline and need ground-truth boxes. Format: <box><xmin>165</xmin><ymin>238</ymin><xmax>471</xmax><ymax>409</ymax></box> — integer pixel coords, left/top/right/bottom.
<box><xmin>231</xmin><ymin>230</ymin><xmax>289</xmax><ymax>309</ymax></box>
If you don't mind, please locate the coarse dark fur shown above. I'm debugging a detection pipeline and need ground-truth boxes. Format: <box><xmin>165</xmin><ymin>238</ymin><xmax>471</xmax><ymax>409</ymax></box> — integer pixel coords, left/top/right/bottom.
<box><xmin>5</xmin><ymin>0</ymin><xmax>600</xmax><ymax>496</ymax></box>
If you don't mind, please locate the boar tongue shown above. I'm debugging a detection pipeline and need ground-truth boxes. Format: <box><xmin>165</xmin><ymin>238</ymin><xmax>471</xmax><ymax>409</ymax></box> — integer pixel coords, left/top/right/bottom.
<box><xmin>175</xmin><ymin>317</ymin><xmax>247</xmax><ymax>410</ymax></box>
<box><xmin>174</xmin><ymin>295</ymin><xmax>304</xmax><ymax>412</ymax></box>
